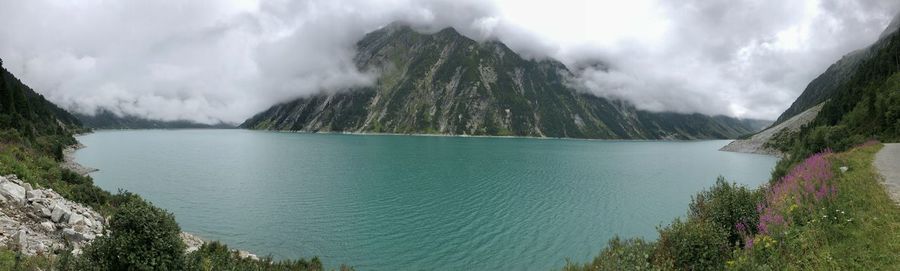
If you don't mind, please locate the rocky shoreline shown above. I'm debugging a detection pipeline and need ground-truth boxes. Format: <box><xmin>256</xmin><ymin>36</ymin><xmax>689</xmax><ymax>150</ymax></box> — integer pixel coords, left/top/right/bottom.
<box><xmin>720</xmin><ymin>103</ymin><xmax>824</xmax><ymax>157</ymax></box>
<box><xmin>0</xmin><ymin>175</ymin><xmax>105</xmax><ymax>256</ymax></box>
<box><xmin>0</xmin><ymin>173</ymin><xmax>260</xmax><ymax>261</ymax></box>
<box><xmin>61</xmin><ymin>143</ymin><xmax>98</xmax><ymax>176</ymax></box>
<box><xmin>54</xmin><ymin>143</ymin><xmax>260</xmax><ymax>260</ymax></box>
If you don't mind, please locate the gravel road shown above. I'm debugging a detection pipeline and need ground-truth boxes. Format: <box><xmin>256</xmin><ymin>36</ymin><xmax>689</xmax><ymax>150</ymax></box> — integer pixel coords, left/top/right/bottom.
<box><xmin>875</xmin><ymin>143</ymin><xmax>900</xmax><ymax>203</ymax></box>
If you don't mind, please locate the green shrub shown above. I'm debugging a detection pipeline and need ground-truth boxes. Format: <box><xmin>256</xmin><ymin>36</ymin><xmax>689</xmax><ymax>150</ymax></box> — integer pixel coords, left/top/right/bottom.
<box><xmin>655</xmin><ymin>218</ymin><xmax>730</xmax><ymax>271</ymax></box>
<box><xmin>76</xmin><ymin>194</ymin><xmax>185</xmax><ymax>270</ymax></box>
<box><xmin>689</xmin><ymin>177</ymin><xmax>763</xmax><ymax>246</ymax></box>
<box><xmin>802</xmin><ymin>125</ymin><xmax>858</xmax><ymax>153</ymax></box>
<box><xmin>184</xmin><ymin>241</ymin><xmax>327</xmax><ymax>271</ymax></box>
<box><xmin>562</xmin><ymin>236</ymin><xmax>656</xmax><ymax>271</ymax></box>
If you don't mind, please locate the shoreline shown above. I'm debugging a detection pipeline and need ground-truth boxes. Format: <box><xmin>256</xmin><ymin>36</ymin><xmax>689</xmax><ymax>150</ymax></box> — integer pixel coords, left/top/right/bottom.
<box><xmin>63</xmin><ymin>141</ymin><xmax>261</xmax><ymax>261</ymax></box>
<box><xmin>61</xmin><ymin>143</ymin><xmax>98</xmax><ymax>176</ymax></box>
<box><xmin>88</xmin><ymin>127</ymin><xmax>741</xmax><ymax>143</ymax></box>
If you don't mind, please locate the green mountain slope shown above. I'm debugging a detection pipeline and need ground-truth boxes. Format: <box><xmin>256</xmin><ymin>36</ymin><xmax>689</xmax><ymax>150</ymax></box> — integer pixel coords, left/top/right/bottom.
<box><xmin>767</xmin><ymin>12</ymin><xmax>900</xmax><ymax>162</ymax></box>
<box><xmin>242</xmin><ymin>24</ymin><xmax>767</xmax><ymax>139</ymax></box>
<box><xmin>0</xmin><ymin>58</ymin><xmax>82</xmax><ymax>139</ymax></box>
<box><xmin>773</xmin><ymin>13</ymin><xmax>900</xmax><ymax>126</ymax></box>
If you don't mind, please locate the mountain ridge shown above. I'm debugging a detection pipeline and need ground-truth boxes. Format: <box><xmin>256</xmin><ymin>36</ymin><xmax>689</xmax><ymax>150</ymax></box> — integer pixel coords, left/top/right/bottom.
<box><xmin>773</xmin><ymin>12</ymin><xmax>900</xmax><ymax>126</ymax></box>
<box><xmin>74</xmin><ymin>109</ymin><xmax>235</xmax><ymax>129</ymax></box>
<box><xmin>0</xmin><ymin>58</ymin><xmax>83</xmax><ymax>138</ymax></box>
<box><xmin>241</xmin><ymin>23</ymin><xmax>769</xmax><ymax>139</ymax></box>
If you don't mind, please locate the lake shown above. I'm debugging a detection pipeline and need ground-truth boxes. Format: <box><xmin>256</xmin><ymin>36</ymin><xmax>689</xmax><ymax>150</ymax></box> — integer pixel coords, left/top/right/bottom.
<box><xmin>74</xmin><ymin>130</ymin><xmax>777</xmax><ymax>270</ymax></box>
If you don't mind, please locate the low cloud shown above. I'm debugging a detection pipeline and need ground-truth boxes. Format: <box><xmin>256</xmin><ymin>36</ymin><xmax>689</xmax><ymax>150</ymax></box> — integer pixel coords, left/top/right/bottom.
<box><xmin>0</xmin><ymin>0</ymin><xmax>897</xmax><ymax>123</ymax></box>
<box><xmin>564</xmin><ymin>0</ymin><xmax>900</xmax><ymax>119</ymax></box>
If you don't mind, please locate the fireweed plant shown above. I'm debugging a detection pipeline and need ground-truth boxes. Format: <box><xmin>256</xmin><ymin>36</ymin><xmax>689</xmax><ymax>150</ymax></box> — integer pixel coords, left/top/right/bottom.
<box><xmin>730</xmin><ymin>140</ymin><xmax>880</xmax><ymax>267</ymax></box>
<box><xmin>748</xmin><ymin>149</ymin><xmax>836</xmax><ymax>243</ymax></box>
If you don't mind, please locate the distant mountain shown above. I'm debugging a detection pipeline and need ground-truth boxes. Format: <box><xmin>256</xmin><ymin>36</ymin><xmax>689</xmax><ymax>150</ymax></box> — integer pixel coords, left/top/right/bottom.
<box><xmin>242</xmin><ymin>23</ymin><xmax>768</xmax><ymax>140</ymax></box>
<box><xmin>0</xmin><ymin>58</ymin><xmax>83</xmax><ymax>138</ymax></box>
<box><xmin>75</xmin><ymin>109</ymin><xmax>234</xmax><ymax>129</ymax></box>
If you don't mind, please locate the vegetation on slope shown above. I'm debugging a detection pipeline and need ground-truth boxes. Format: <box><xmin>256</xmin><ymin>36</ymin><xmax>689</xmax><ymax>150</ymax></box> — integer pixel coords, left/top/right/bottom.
<box><xmin>772</xmin><ymin>13</ymin><xmax>900</xmax><ymax>126</ymax></box>
<box><xmin>566</xmin><ymin>18</ymin><xmax>900</xmax><ymax>271</ymax></box>
<box><xmin>564</xmin><ymin>142</ymin><xmax>898</xmax><ymax>270</ymax></box>
<box><xmin>767</xmin><ymin>23</ymin><xmax>900</xmax><ymax>178</ymax></box>
<box><xmin>241</xmin><ymin>23</ymin><xmax>768</xmax><ymax>140</ymax></box>
<box><xmin>0</xmin><ymin>60</ymin><xmax>330</xmax><ymax>270</ymax></box>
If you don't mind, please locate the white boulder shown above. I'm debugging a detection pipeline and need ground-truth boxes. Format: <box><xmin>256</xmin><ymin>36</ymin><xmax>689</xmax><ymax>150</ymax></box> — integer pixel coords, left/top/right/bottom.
<box><xmin>0</xmin><ymin>180</ymin><xmax>26</xmax><ymax>204</ymax></box>
<box><xmin>25</xmin><ymin>189</ymin><xmax>44</xmax><ymax>200</ymax></box>
<box><xmin>51</xmin><ymin>204</ymin><xmax>72</xmax><ymax>223</ymax></box>
<box><xmin>68</xmin><ymin>213</ymin><xmax>85</xmax><ymax>226</ymax></box>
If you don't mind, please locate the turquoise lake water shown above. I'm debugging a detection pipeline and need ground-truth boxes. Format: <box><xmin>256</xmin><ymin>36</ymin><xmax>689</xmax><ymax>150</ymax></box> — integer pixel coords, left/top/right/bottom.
<box><xmin>74</xmin><ymin>130</ymin><xmax>777</xmax><ymax>270</ymax></box>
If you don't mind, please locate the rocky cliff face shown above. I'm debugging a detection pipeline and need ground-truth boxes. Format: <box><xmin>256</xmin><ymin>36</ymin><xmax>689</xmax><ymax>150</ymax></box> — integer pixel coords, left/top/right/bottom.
<box><xmin>241</xmin><ymin>24</ymin><xmax>766</xmax><ymax>140</ymax></box>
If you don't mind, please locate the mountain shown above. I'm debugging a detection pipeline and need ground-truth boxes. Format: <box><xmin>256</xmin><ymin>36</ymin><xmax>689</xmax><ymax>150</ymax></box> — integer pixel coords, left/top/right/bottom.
<box><xmin>772</xmin><ymin>12</ymin><xmax>900</xmax><ymax>126</ymax></box>
<box><xmin>772</xmin><ymin>50</ymin><xmax>867</xmax><ymax>126</ymax></box>
<box><xmin>241</xmin><ymin>23</ymin><xmax>767</xmax><ymax>139</ymax></box>
<box><xmin>0</xmin><ymin>58</ymin><xmax>82</xmax><ymax>138</ymax></box>
<box><xmin>726</xmin><ymin>12</ymin><xmax>900</xmax><ymax>156</ymax></box>
<box><xmin>75</xmin><ymin>109</ymin><xmax>234</xmax><ymax>129</ymax></box>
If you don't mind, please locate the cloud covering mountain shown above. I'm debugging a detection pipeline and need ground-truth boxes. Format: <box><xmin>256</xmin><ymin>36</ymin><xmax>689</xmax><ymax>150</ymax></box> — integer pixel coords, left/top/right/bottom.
<box><xmin>0</xmin><ymin>0</ymin><xmax>897</xmax><ymax>124</ymax></box>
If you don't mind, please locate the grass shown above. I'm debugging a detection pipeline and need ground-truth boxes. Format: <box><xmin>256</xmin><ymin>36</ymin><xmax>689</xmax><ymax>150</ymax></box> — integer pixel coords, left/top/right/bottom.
<box><xmin>0</xmin><ymin>131</ymin><xmax>115</xmax><ymax>215</ymax></box>
<box><xmin>564</xmin><ymin>143</ymin><xmax>900</xmax><ymax>270</ymax></box>
<box><xmin>812</xmin><ymin>144</ymin><xmax>900</xmax><ymax>268</ymax></box>
<box><xmin>727</xmin><ymin>143</ymin><xmax>900</xmax><ymax>269</ymax></box>
<box><xmin>0</xmin><ymin>249</ymin><xmax>58</xmax><ymax>271</ymax></box>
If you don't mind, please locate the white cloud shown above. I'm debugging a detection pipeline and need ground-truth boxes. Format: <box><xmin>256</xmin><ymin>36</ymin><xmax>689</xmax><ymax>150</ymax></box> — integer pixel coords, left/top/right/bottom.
<box><xmin>0</xmin><ymin>0</ymin><xmax>897</xmax><ymax>123</ymax></box>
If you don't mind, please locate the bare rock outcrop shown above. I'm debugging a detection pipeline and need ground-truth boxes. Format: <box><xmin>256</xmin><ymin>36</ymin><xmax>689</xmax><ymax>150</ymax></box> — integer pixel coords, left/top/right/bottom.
<box><xmin>0</xmin><ymin>175</ymin><xmax>105</xmax><ymax>256</ymax></box>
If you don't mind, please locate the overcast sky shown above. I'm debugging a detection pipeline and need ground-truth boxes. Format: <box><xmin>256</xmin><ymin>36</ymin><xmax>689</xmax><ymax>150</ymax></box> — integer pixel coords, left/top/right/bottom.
<box><xmin>0</xmin><ymin>0</ymin><xmax>897</xmax><ymax>124</ymax></box>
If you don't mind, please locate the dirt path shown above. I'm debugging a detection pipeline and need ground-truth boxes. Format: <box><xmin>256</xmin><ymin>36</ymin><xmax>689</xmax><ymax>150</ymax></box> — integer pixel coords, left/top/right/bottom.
<box><xmin>875</xmin><ymin>143</ymin><xmax>900</xmax><ymax>204</ymax></box>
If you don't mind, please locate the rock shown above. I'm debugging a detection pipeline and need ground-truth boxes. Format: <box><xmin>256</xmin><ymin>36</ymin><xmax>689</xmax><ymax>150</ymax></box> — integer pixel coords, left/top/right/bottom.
<box><xmin>62</xmin><ymin>228</ymin><xmax>86</xmax><ymax>242</ymax></box>
<box><xmin>51</xmin><ymin>208</ymin><xmax>64</xmax><ymax>223</ymax></box>
<box><xmin>0</xmin><ymin>180</ymin><xmax>26</xmax><ymax>204</ymax></box>
<box><xmin>51</xmin><ymin>204</ymin><xmax>72</xmax><ymax>223</ymax></box>
<box><xmin>840</xmin><ymin>166</ymin><xmax>849</xmax><ymax>172</ymax></box>
<box><xmin>238</xmin><ymin>250</ymin><xmax>259</xmax><ymax>261</ymax></box>
<box><xmin>34</xmin><ymin>242</ymin><xmax>46</xmax><ymax>254</ymax></box>
<box><xmin>40</xmin><ymin>221</ymin><xmax>55</xmax><ymax>232</ymax></box>
<box><xmin>29</xmin><ymin>202</ymin><xmax>45</xmax><ymax>212</ymax></box>
<box><xmin>13</xmin><ymin>229</ymin><xmax>27</xmax><ymax>250</ymax></box>
<box><xmin>39</xmin><ymin>207</ymin><xmax>52</xmax><ymax>218</ymax></box>
<box><xmin>68</xmin><ymin>213</ymin><xmax>85</xmax><ymax>226</ymax></box>
<box><xmin>73</xmin><ymin>224</ymin><xmax>87</xmax><ymax>233</ymax></box>
<box><xmin>51</xmin><ymin>243</ymin><xmax>64</xmax><ymax>253</ymax></box>
<box><xmin>26</xmin><ymin>189</ymin><xmax>44</xmax><ymax>200</ymax></box>
<box><xmin>71</xmin><ymin>248</ymin><xmax>82</xmax><ymax>256</ymax></box>
<box><xmin>0</xmin><ymin>175</ymin><xmax>107</xmax><ymax>257</ymax></box>
<box><xmin>180</xmin><ymin>232</ymin><xmax>205</xmax><ymax>253</ymax></box>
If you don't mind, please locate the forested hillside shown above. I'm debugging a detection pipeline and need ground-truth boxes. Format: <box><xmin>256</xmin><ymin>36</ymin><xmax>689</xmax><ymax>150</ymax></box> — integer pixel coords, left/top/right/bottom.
<box><xmin>0</xmin><ymin>58</ymin><xmax>82</xmax><ymax>139</ymax></box>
